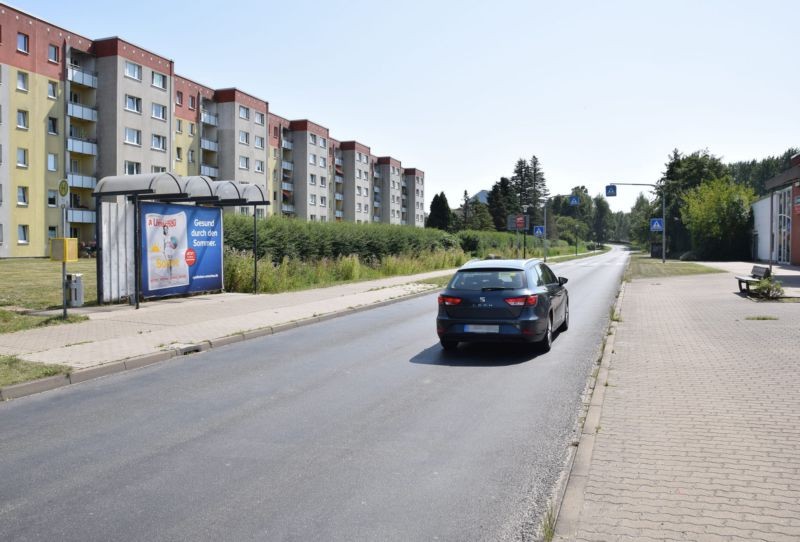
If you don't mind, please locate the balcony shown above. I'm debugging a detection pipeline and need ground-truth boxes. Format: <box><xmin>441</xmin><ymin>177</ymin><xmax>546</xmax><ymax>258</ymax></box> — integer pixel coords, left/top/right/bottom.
<box><xmin>335</xmin><ymin>175</ymin><xmax>343</xmax><ymax>184</ymax></box>
<box><xmin>335</xmin><ymin>210</ymin><xmax>343</xmax><ymax>219</ymax></box>
<box><xmin>201</xmin><ymin>110</ymin><xmax>218</xmax><ymax>126</ymax></box>
<box><xmin>373</xmin><ymin>215</ymin><xmax>381</xmax><ymax>222</ymax></box>
<box><xmin>373</xmin><ymin>186</ymin><xmax>380</xmax><ymax>193</ymax></box>
<box><xmin>68</xmin><ymin>173</ymin><xmax>97</xmax><ymax>190</ymax></box>
<box><xmin>373</xmin><ymin>200</ymin><xmax>380</xmax><ymax>207</ymax></box>
<box><xmin>282</xmin><ymin>161</ymin><xmax>294</xmax><ymax>171</ymax></box>
<box><xmin>374</xmin><ymin>170</ymin><xmax>381</xmax><ymax>178</ymax></box>
<box><xmin>67</xmin><ymin>65</ymin><xmax>97</xmax><ymax>88</ymax></box>
<box><xmin>67</xmin><ymin>102</ymin><xmax>98</xmax><ymax>122</ymax></box>
<box><xmin>281</xmin><ymin>182</ymin><xmax>294</xmax><ymax>192</ymax></box>
<box><xmin>201</xmin><ymin>164</ymin><xmax>219</xmax><ymax>177</ymax></box>
<box><xmin>335</xmin><ymin>158</ymin><xmax>343</xmax><ymax>166</ymax></box>
<box><xmin>334</xmin><ymin>193</ymin><xmax>343</xmax><ymax>201</ymax></box>
<box><xmin>67</xmin><ymin>138</ymin><xmax>97</xmax><ymax>156</ymax></box>
<box><xmin>201</xmin><ymin>138</ymin><xmax>219</xmax><ymax>152</ymax></box>
<box><xmin>282</xmin><ymin>139</ymin><xmax>293</xmax><ymax>150</ymax></box>
<box><xmin>401</xmin><ymin>220</ymin><xmax>407</xmax><ymax>225</ymax></box>
<box><xmin>281</xmin><ymin>203</ymin><xmax>296</xmax><ymax>213</ymax></box>
<box><xmin>67</xmin><ymin>208</ymin><xmax>96</xmax><ymax>224</ymax></box>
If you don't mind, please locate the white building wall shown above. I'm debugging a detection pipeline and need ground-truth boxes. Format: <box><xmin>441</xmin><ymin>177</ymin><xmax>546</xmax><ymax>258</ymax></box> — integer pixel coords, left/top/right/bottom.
<box><xmin>752</xmin><ymin>196</ymin><xmax>770</xmax><ymax>262</ymax></box>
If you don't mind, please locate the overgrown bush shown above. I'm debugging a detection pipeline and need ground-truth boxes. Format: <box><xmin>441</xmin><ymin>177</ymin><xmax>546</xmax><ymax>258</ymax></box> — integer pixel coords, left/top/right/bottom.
<box><xmin>752</xmin><ymin>277</ymin><xmax>784</xmax><ymax>299</ymax></box>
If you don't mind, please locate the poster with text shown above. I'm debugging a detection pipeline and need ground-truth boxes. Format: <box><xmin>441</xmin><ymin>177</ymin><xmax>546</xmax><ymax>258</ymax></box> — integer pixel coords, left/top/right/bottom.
<box><xmin>141</xmin><ymin>203</ymin><xmax>223</xmax><ymax>297</ymax></box>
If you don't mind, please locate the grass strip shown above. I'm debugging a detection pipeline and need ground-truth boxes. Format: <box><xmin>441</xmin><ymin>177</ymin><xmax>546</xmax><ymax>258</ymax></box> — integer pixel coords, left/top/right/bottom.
<box><xmin>0</xmin><ymin>355</ymin><xmax>70</xmax><ymax>388</ymax></box>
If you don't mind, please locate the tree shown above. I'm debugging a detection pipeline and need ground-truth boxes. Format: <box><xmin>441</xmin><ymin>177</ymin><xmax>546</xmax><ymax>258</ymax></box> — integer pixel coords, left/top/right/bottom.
<box><xmin>487</xmin><ymin>177</ymin><xmax>519</xmax><ymax>231</ymax></box>
<box><xmin>728</xmin><ymin>147</ymin><xmax>799</xmax><ymax>196</ymax></box>
<box><xmin>681</xmin><ymin>176</ymin><xmax>755</xmax><ymax>260</ymax></box>
<box><xmin>629</xmin><ymin>193</ymin><xmax>654</xmax><ymax>247</ymax></box>
<box><xmin>555</xmin><ymin>216</ymin><xmax>589</xmax><ymax>246</ymax></box>
<box><xmin>609</xmin><ymin>211</ymin><xmax>631</xmax><ymax>242</ymax></box>
<box><xmin>464</xmin><ymin>202</ymin><xmax>495</xmax><ymax>231</ymax></box>
<box><xmin>510</xmin><ymin>155</ymin><xmax>549</xmax><ymax>226</ymax></box>
<box><xmin>426</xmin><ymin>192</ymin><xmax>452</xmax><ymax>231</ymax></box>
<box><xmin>592</xmin><ymin>195</ymin><xmax>612</xmax><ymax>244</ymax></box>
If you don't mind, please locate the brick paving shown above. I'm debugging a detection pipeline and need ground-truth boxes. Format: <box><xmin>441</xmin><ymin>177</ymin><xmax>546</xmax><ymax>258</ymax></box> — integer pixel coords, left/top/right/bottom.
<box><xmin>568</xmin><ymin>271</ymin><xmax>800</xmax><ymax>541</ymax></box>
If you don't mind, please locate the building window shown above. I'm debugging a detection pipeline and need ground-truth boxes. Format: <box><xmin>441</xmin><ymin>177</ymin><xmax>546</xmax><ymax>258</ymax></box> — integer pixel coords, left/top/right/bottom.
<box><xmin>0</xmin><ymin>224</ymin><xmax>3</xmax><ymax>245</ymax></box>
<box><xmin>152</xmin><ymin>103</ymin><xmax>167</xmax><ymax>120</ymax></box>
<box><xmin>176</xmin><ymin>119</ymin><xmax>182</xmax><ymax>133</ymax></box>
<box><xmin>309</xmin><ymin>174</ymin><xmax>316</xmax><ymax>185</ymax></box>
<box><xmin>47</xmin><ymin>153</ymin><xmax>58</xmax><ymax>172</ymax></box>
<box><xmin>239</xmin><ymin>156</ymin><xmax>249</xmax><ymax>170</ymax></box>
<box><xmin>273</xmin><ymin>126</ymin><xmax>279</xmax><ymax>138</ymax></box>
<box><xmin>124</xmin><ymin>127</ymin><xmax>142</xmax><ymax>146</ymax></box>
<box><xmin>188</xmin><ymin>150</ymin><xmax>195</xmax><ymax>163</ymax></box>
<box><xmin>254</xmin><ymin>135</ymin><xmax>264</xmax><ymax>149</ymax></box>
<box><xmin>47</xmin><ymin>81</ymin><xmax>57</xmax><ymax>99</ymax></box>
<box><xmin>124</xmin><ymin>61</ymin><xmax>142</xmax><ymax>81</ymax></box>
<box><xmin>357</xmin><ymin>186</ymin><xmax>362</xmax><ymax>196</ymax></box>
<box><xmin>320</xmin><ymin>196</ymin><xmax>327</xmax><ymax>206</ymax></box>
<box><xmin>124</xmin><ymin>161</ymin><xmax>141</xmax><ymax>175</ymax></box>
<box><xmin>151</xmin><ymin>166</ymin><xmax>166</xmax><ymax>173</ymax></box>
<box><xmin>189</xmin><ymin>96</ymin><xmax>196</xmax><ymax>109</ymax></box>
<box><xmin>255</xmin><ymin>111</ymin><xmax>265</xmax><ymax>125</ymax></box>
<box><xmin>125</xmin><ymin>95</ymin><xmax>142</xmax><ymax>113</ymax></box>
<box><xmin>17</xmin><ymin>33</ymin><xmax>29</xmax><ymax>53</ymax></box>
<box><xmin>48</xmin><ymin>226</ymin><xmax>58</xmax><ymax>239</ymax></box>
<box><xmin>176</xmin><ymin>91</ymin><xmax>183</xmax><ymax>105</ymax></box>
<box><xmin>239</xmin><ymin>105</ymin><xmax>250</xmax><ymax>119</ymax></box>
<box><xmin>319</xmin><ymin>156</ymin><xmax>327</xmax><ymax>168</ymax></box>
<box><xmin>17</xmin><ymin>186</ymin><xmax>28</xmax><ymax>205</ymax></box>
<box><xmin>188</xmin><ymin>123</ymin><xmax>195</xmax><ymax>136</ymax></box>
<box><xmin>151</xmin><ymin>134</ymin><xmax>167</xmax><ymax>151</ymax></box>
<box><xmin>17</xmin><ymin>148</ymin><xmax>28</xmax><ymax>167</ymax></box>
<box><xmin>255</xmin><ymin>160</ymin><xmax>264</xmax><ymax>173</ymax></box>
<box><xmin>309</xmin><ymin>134</ymin><xmax>317</xmax><ymax>145</ymax></box>
<box><xmin>320</xmin><ymin>176</ymin><xmax>327</xmax><ymax>187</ymax></box>
<box><xmin>152</xmin><ymin>71</ymin><xmax>167</xmax><ymax>90</ymax></box>
<box><xmin>357</xmin><ymin>203</ymin><xmax>362</xmax><ymax>212</ymax></box>
<box><xmin>319</xmin><ymin>137</ymin><xmax>327</xmax><ymax>149</ymax></box>
<box><xmin>176</xmin><ymin>147</ymin><xmax>183</xmax><ymax>161</ymax></box>
<box><xmin>357</xmin><ymin>169</ymin><xmax>362</xmax><ymax>179</ymax></box>
<box><xmin>309</xmin><ymin>194</ymin><xmax>316</xmax><ymax>205</ymax></box>
<box><xmin>48</xmin><ymin>189</ymin><xmax>57</xmax><ymax>206</ymax></box>
<box><xmin>239</xmin><ymin>130</ymin><xmax>249</xmax><ymax>145</ymax></box>
<box><xmin>48</xmin><ymin>44</ymin><xmax>59</xmax><ymax>63</ymax></box>
<box><xmin>17</xmin><ymin>71</ymin><xmax>28</xmax><ymax>91</ymax></box>
<box><xmin>48</xmin><ymin>117</ymin><xmax>58</xmax><ymax>134</ymax></box>
<box><xmin>309</xmin><ymin>154</ymin><xmax>316</xmax><ymax>165</ymax></box>
<box><xmin>18</xmin><ymin>225</ymin><xmax>29</xmax><ymax>244</ymax></box>
<box><xmin>16</xmin><ymin>110</ymin><xmax>28</xmax><ymax>129</ymax></box>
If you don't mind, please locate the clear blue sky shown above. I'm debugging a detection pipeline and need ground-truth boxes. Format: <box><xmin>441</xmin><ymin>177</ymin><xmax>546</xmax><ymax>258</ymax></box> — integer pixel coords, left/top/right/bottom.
<box><xmin>13</xmin><ymin>0</ymin><xmax>798</xmax><ymax>213</ymax></box>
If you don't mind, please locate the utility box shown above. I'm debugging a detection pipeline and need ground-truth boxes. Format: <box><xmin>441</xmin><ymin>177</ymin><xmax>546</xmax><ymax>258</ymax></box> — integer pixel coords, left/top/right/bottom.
<box><xmin>67</xmin><ymin>273</ymin><xmax>84</xmax><ymax>307</ymax></box>
<box><xmin>51</xmin><ymin>238</ymin><xmax>79</xmax><ymax>262</ymax></box>
<box><xmin>650</xmin><ymin>242</ymin><xmax>663</xmax><ymax>259</ymax></box>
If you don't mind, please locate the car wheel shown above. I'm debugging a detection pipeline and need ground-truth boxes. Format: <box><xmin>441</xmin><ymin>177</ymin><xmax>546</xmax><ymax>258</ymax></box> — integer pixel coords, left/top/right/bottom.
<box><xmin>440</xmin><ymin>339</ymin><xmax>458</xmax><ymax>351</ymax></box>
<box><xmin>539</xmin><ymin>315</ymin><xmax>553</xmax><ymax>352</ymax></box>
<box><xmin>558</xmin><ymin>299</ymin><xmax>569</xmax><ymax>332</ymax></box>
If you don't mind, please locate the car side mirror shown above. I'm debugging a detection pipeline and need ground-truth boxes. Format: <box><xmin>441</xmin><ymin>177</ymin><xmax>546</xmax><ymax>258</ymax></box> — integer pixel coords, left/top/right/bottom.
<box><xmin>558</xmin><ymin>277</ymin><xmax>568</xmax><ymax>286</ymax></box>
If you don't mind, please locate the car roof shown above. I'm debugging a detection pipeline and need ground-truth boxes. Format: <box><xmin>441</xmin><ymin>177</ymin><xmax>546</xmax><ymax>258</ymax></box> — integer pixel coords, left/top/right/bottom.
<box><xmin>458</xmin><ymin>258</ymin><xmax>541</xmax><ymax>271</ymax></box>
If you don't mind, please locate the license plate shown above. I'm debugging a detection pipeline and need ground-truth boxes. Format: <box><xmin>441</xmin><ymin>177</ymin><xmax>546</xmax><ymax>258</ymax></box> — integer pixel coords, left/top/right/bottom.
<box><xmin>464</xmin><ymin>324</ymin><xmax>499</xmax><ymax>333</ymax></box>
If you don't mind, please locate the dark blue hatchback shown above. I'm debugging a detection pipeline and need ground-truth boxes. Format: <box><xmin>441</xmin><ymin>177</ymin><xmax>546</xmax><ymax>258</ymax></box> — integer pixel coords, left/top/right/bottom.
<box><xmin>436</xmin><ymin>258</ymin><xmax>569</xmax><ymax>352</ymax></box>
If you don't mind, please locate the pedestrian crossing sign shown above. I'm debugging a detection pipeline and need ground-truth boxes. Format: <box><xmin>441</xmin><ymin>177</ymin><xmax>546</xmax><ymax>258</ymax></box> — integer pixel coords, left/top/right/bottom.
<box><xmin>569</xmin><ymin>195</ymin><xmax>580</xmax><ymax>206</ymax></box>
<box><xmin>533</xmin><ymin>226</ymin><xmax>545</xmax><ymax>238</ymax></box>
<box><xmin>650</xmin><ymin>218</ymin><xmax>664</xmax><ymax>232</ymax></box>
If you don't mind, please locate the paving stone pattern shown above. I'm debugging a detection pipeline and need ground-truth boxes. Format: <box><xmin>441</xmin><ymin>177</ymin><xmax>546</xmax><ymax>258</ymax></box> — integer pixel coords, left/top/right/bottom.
<box><xmin>573</xmin><ymin>273</ymin><xmax>800</xmax><ymax>542</ymax></box>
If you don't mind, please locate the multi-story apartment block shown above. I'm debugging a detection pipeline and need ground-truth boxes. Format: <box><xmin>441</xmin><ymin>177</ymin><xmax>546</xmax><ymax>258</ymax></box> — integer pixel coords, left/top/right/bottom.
<box><xmin>375</xmin><ymin>157</ymin><xmax>404</xmax><ymax>225</ymax></box>
<box><xmin>0</xmin><ymin>3</ymin><xmax>425</xmax><ymax>257</ymax></box>
<box><xmin>340</xmin><ymin>141</ymin><xmax>373</xmax><ymax>224</ymax></box>
<box><xmin>404</xmin><ymin>168</ymin><xmax>425</xmax><ymax>227</ymax></box>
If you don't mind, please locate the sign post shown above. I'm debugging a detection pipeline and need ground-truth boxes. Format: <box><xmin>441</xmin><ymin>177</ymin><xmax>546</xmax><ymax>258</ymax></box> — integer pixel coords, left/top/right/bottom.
<box><xmin>58</xmin><ymin>179</ymin><xmax>69</xmax><ymax>319</ymax></box>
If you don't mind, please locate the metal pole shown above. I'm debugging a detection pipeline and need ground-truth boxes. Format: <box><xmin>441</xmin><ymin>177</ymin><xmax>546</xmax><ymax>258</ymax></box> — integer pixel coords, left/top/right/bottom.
<box><xmin>523</xmin><ymin>220</ymin><xmax>527</xmax><ymax>258</ymax></box>
<box><xmin>543</xmin><ymin>201</ymin><xmax>548</xmax><ymax>262</ymax></box>
<box><xmin>62</xmin><ymin>205</ymin><xmax>67</xmax><ymax>319</ymax></box>
<box><xmin>769</xmin><ymin>190</ymin><xmax>774</xmax><ymax>275</ymax></box>
<box><xmin>133</xmin><ymin>195</ymin><xmax>140</xmax><ymax>310</ymax></box>
<box><xmin>662</xmin><ymin>190</ymin><xmax>666</xmax><ymax>264</ymax></box>
<box><xmin>253</xmin><ymin>205</ymin><xmax>257</xmax><ymax>294</ymax></box>
<box><xmin>575</xmin><ymin>222</ymin><xmax>578</xmax><ymax>257</ymax></box>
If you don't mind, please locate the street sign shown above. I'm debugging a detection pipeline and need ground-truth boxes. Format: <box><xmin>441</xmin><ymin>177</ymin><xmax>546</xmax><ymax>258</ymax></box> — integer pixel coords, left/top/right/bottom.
<box><xmin>569</xmin><ymin>195</ymin><xmax>580</xmax><ymax>206</ymax></box>
<box><xmin>58</xmin><ymin>179</ymin><xmax>69</xmax><ymax>207</ymax></box>
<box><xmin>605</xmin><ymin>185</ymin><xmax>617</xmax><ymax>197</ymax></box>
<box><xmin>650</xmin><ymin>218</ymin><xmax>664</xmax><ymax>232</ymax></box>
<box><xmin>515</xmin><ymin>215</ymin><xmax>525</xmax><ymax>230</ymax></box>
<box><xmin>506</xmin><ymin>214</ymin><xmax>529</xmax><ymax>232</ymax></box>
<box><xmin>533</xmin><ymin>226</ymin><xmax>545</xmax><ymax>238</ymax></box>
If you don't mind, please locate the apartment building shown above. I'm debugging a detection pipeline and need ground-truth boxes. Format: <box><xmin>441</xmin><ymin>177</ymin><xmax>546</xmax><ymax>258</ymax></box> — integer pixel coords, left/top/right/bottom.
<box><xmin>0</xmin><ymin>3</ymin><xmax>425</xmax><ymax>257</ymax></box>
<box><xmin>404</xmin><ymin>168</ymin><xmax>425</xmax><ymax>227</ymax></box>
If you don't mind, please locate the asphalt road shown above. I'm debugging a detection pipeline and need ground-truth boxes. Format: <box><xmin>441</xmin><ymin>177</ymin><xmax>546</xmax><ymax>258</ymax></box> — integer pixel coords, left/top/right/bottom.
<box><xmin>0</xmin><ymin>246</ymin><xmax>629</xmax><ymax>541</ymax></box>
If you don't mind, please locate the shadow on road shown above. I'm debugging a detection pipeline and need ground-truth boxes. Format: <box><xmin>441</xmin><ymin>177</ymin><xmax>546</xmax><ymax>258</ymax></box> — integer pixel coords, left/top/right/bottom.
<box><xmin>409</xmin><ymin>343</ymin><xmax>538</xmax><ymax>367</ymax></box>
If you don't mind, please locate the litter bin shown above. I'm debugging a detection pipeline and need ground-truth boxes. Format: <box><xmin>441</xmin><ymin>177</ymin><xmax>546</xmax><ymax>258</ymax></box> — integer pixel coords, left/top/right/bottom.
<box><xmin>67</xmin><ymin>273</ymin><xmax>84</xmax><ymax>307</ymax></box>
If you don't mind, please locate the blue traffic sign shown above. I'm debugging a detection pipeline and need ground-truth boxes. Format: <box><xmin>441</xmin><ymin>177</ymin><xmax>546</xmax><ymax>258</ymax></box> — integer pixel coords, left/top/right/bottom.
<box><xmin>569</xmin><ymin>195</ymin><xmax>580</xmax><ymax>206</ymax></box>
<box><xmin>605</xmin><ymin>185</ymin><xmax>617</xmax><ymax>197</ymax></box>
<box><xmin>650</xmin><ymin>218</ymin><xmax>664</xmax><ymax>232</ymax></box>
<box><xmin>533</xmin><ymin>225</ymin><xmax>545</xmax><ymax>238</ymax></box>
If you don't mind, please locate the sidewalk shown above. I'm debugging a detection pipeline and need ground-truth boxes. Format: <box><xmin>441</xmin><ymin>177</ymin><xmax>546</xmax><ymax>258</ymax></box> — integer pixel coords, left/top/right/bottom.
<box><xmin>0</xmin><ymin>269</ymin><xmax>454</xmax><ymax>376</ymax></box>
<box><xmin>555</xmin><ymin>266</ymin><xmax>800</xmax><ymax>541</ymax></box>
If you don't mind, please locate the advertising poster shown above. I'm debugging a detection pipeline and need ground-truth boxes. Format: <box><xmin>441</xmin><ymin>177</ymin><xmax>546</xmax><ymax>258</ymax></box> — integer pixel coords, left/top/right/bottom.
<box><xmin>140</xmin><ymin>202</ymin><xmax>223</xmax><ymax>298</ymax></box>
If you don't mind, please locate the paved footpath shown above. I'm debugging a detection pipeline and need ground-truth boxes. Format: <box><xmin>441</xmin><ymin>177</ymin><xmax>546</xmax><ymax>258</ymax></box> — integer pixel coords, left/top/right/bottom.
<box><xmin>556</xmin><ymin>268</ymin><xmax>800</xmax><ymax>541</ymax></box>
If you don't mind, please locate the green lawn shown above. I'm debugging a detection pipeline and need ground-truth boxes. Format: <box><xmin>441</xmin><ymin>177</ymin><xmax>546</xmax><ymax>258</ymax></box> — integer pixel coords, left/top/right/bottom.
<box><xmin>0</xmin><ymin>258</ymin><xmax>97</xmax><ymax>310</ymax></box>
<box><xmin>625</xmin><ymin>253</ymin><xmax>725</xmax><ymax>280</ymax></box>
<box><xmin>0</xmin><ymin>355</ymin><xmax>70</xmax><ymax>388</ymax></box>
<box><xmin>0</xmin><ymin>309</ymin><xmax>87</xmax><ymax>334</ymax></box>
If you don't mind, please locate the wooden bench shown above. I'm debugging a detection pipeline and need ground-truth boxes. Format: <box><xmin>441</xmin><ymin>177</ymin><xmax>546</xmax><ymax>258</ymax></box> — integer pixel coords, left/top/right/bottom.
<box><xmin>735</xmin><ymin>265</ymin><xmax>770</xmax><ymax>293</ymax></box>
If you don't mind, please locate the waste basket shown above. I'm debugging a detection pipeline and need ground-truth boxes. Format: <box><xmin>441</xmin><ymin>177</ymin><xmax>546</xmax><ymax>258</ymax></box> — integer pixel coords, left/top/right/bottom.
<box><xmin>67</xmin><ymin>273</ymin><xmax>84</xmax><ymax>307</ymax></box>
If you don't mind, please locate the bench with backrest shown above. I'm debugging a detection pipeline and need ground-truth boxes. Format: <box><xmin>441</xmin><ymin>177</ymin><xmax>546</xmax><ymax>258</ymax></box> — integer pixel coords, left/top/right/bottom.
<box><xmin>735</xmin><ymin>265</ymin><xmax>770</xmax><ymax>293</ymax></box>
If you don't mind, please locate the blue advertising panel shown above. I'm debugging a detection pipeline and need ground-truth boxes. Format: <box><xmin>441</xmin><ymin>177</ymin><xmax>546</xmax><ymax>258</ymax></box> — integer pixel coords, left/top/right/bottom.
<box><xmin>140</xmin><ymin>202</ymin><xmax>224</xmax><ymax>298</ymax></box>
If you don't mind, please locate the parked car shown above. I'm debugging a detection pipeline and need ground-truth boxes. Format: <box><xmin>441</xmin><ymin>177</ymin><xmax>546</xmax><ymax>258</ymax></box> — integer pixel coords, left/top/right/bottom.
<box><xmin>436</xmin><ymin>258</ymin><xmax>569</xmax><ymax>352</ymax></box>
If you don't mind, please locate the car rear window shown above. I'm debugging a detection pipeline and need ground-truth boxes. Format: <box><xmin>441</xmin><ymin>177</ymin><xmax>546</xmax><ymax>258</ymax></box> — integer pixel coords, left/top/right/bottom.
<box><xmin>449</xmin><ymin>269</ymin><xmax>526</xmax><ymax>291</ymax></box>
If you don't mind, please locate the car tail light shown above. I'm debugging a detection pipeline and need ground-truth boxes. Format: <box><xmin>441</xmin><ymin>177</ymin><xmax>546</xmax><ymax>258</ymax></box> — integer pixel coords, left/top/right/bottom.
<box><xmin>505</xmin><ymin>295</ymin><xmax>538</xmax><ymax>307</ymax></box>
<box><xmin>438</xmin><ymin>295</ymin><xmax>462</xmax><ymax>306</ymax></box>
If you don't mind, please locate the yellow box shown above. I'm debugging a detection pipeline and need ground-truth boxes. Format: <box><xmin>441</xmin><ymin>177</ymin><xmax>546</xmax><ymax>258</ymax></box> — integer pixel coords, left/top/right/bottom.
<box><xmin>50</xmin><ymin>238</ymin><xmax>79</xmax><ymax>262</ymax></box>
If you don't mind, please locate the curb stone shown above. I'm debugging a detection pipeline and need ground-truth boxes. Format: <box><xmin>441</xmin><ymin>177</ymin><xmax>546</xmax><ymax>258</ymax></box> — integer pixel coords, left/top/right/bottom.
<box><xmin>0</xmin><ymin>284</ymin><xmax>441</xmax><ymax>402</ymax></box>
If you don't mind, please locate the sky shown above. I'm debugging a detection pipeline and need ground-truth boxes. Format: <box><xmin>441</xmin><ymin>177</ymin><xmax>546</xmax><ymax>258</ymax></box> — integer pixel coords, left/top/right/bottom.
<box><xmin>12</xmin><ymin>0</ymin><xmax>798</xmax><ymax>213</ymax></box>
